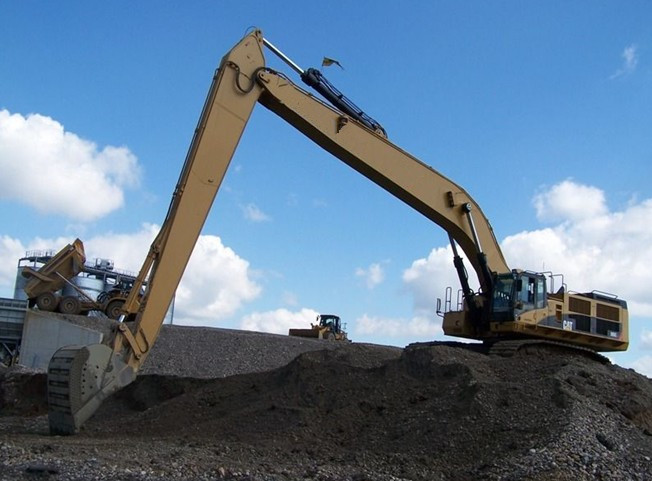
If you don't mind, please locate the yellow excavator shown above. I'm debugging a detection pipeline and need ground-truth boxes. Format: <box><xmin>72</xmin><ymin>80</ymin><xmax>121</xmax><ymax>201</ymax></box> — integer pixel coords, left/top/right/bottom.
<box><xmin>46</xmin><ymin>29</ymin><xmax>628</xmax><ymax>435</ymax></box>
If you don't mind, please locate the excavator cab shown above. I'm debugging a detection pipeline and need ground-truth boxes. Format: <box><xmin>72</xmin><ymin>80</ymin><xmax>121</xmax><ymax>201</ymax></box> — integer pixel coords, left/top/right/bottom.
<box><xmin>490</xmin><ymin>271</ymin><xmax>547</xmax><ymax>322</ymax></box>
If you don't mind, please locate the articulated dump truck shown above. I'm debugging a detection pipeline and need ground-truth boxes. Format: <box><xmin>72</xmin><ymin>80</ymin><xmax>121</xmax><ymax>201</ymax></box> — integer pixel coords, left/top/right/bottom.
<box><xmin>22</xmin><ymin>239</ymin><xmax>86</xmax><ymax>312</ymax></box>
<box><xmin>21</xmin><ymin>239</ymin><xmax>135</xmax><ymax>319</ymax></box>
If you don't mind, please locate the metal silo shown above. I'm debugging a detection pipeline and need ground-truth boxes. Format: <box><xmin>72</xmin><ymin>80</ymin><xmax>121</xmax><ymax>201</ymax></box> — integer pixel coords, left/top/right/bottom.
<box><xmin>13</xmin><ymin>266</ymin><xmax>29</xmax><ymax>301</ymax></box>
<box><xmin>62</xmin><ymin>276</ymin><xmax>105</xmax><ymax>301</ymax></box>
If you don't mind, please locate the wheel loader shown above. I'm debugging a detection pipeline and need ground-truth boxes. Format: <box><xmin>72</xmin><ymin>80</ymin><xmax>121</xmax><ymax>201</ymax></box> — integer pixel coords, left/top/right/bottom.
<box><xmin>289</xmin><ymin>314</ymin><xmax>349</xmax><ymax>341</ymax></box>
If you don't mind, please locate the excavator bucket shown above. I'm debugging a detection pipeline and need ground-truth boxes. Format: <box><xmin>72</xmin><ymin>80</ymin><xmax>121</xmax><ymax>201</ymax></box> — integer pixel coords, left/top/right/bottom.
<box><xmin>47</xmin><ymin>344</ymin><xmax>136</xmax><ymax>435</ymax></box>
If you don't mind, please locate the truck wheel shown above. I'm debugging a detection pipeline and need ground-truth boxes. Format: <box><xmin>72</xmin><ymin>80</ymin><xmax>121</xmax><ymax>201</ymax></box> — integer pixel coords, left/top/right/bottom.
<box><xmin>36</xmin><ymin>292</ymin><xmax>59</xmax><ymax>312</ymax></box>
<box><xmin>326</xmin><ymin>332</ymin><xmax>336</xmax><ymax>341</ymax></box>
<box><xmin>59</xmin><ymin>296</ymin><xmax>81</xmax><ymax>315</ymax></box>
<box><xmin>105</xmin><ymin>299</ymin><xmax>125</xmax><ymax>320</ymax></box>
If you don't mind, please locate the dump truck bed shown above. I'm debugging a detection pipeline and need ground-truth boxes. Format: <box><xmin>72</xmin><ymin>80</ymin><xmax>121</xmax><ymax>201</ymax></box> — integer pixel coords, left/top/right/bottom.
<box><xmin>22</xmin><ymin>239</ymin><xmax>86</xmax><ymax>299</ymax></box>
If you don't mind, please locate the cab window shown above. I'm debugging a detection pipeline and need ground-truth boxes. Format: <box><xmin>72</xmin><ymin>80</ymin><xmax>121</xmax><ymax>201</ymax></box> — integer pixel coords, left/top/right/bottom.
<box><xmin>536</xmin><ymin>277</ymin><xmax>546</xmax><ymax>309</ymax></box>
<box><xmin>516</xmin><ymin>275</ymin><xmax>545</xmax><ymax>310</ymax></box>
<box><xmin>492</xmin><ymin>276</ymin><xmax>513</xmax><ymax>311</ymax></box>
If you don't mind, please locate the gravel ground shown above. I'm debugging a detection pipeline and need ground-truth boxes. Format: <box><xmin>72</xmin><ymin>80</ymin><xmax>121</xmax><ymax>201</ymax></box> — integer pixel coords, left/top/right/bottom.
<box><xmin>1</xmin><ymin>318</ymin><xmax>651</xmax><ymax>480</ymax></box>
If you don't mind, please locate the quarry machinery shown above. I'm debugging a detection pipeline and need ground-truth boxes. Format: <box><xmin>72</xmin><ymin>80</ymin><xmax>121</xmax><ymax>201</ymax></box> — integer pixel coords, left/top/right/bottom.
<box><xmin>21</xmin><ymin>239</ymin><xmax>135</xmax><ymax>319</ymax></box>
<box><xmin>289</xmin><ymin>314</ymin><xmax>349</xmax><ymax>341</ymax></box>
<box><xmin>22</xmin><ymin>239</ymin><xmax>86</xmax><ymax>313</ymax></box>
<box><xmin>46</xmin><ymin>29</ymin><xmax>628</xmax><ymax>435</ymax></box>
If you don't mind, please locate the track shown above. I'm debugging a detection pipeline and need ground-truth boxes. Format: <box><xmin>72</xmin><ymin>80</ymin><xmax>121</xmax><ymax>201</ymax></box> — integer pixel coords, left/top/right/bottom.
<box><xmin>488</xmin><ymin>338</ymin><xmax>610</xmax><ymax>364</ymax></box>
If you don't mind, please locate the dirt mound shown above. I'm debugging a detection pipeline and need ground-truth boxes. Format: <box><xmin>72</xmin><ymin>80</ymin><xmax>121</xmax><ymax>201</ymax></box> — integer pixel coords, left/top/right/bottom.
<box><xmin>0</xmin><ymin>367</ymin><xmax>46</xmax><ymax>416</ymax></box>
<box><xmin>83</xmin><ymin>342</ymin><xmax>652</xmax><ymax>479</ymax></box>
<box><xmin>1</xmin><ymin>337</ymin><xmax>651</xmax><ymax>480</ymax></box>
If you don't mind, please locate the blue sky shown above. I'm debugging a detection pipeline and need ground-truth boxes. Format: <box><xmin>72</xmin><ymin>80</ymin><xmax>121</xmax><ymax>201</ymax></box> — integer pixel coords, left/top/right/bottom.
<box><xmin>1</xmin><ymin>2</ymin><xmax>651</xmax><ymax>374</ymax></box>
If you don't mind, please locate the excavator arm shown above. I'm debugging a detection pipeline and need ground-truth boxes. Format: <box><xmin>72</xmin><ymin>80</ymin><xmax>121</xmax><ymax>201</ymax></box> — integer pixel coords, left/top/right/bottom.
<box><xmin>47</xmin><ymin>31</ymin><xmax>266</xmax><ymax>435</ymax></box>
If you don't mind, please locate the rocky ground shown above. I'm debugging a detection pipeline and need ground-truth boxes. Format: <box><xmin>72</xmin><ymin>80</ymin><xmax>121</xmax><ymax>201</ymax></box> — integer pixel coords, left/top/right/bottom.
<box><xmin>1</xmin><ymin>320</ymin><xmax>652</xmax><ymax>480</ymax></box>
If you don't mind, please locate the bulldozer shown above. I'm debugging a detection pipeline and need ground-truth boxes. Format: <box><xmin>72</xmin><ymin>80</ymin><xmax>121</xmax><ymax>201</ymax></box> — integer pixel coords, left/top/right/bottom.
<box><xmin>289</xmin><ymin>314</ymin><xmax>349</xmax><ymax>341</ymax></box>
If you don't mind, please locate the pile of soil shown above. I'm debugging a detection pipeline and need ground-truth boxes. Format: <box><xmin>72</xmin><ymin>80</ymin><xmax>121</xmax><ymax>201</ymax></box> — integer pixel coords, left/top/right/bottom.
<box><xmin>1</xmin><ymin>328</ymin><xmax>651</xmax><ymax>480</ymax></box>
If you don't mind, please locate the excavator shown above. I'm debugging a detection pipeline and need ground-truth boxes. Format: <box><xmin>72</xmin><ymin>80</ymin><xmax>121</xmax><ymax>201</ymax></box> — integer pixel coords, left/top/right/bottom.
<box><xmin>46</xmin><ymin>29</ymin><xmax>629</xmax><ymax>435</ymax></box>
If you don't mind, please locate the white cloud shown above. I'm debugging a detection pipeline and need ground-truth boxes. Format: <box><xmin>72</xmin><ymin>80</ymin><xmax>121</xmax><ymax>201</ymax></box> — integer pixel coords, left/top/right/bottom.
<box><xmin>240</xmin><ymin>307</ymin><xmax>319</xmax><ymax>335</ymax></box>
<box><xmin>0</xmin><ymin>109</ymin><xmax>141</xmax><ymax>221</ymax></box>
<box><xmin>533</xmin><ymin>179</ymin><xmax>607</xmax><ymax>223</ymax></box>
<box><xmin>354</xmin><ymin>313</ymin><xmax>442</xmax><ymax>342</ymax></box>
<box><xmin>403</xmin><ymin>246</ymin><xmax>465</xmax><ymax>315</ymax></box>
<box><xmin>241</xmin><ymin>203</ymin><xmax>271</xmax><ymax>222</ymax></box>
<box><xmin>641</xmin><ymin>331</ymin><xmax>652</xmax><ymax>350</ymax></box>
<box><xmin>623</xmin><ymin>45</ymin><xmax>639</xmax><ymax>69</ymax></box>
<box><xmin>173</xmin><ymin>235</ymin><xmax>262</xmax><ymax>325</ymax></box>
<box><xmin>0</xmin><ymin>236</ymin><xmax>30</xmax><ymax>297</ymax></box>
<box><xmin>628</xmin><ymin>355</ymin><xmax>652</xmax><ymax>379</ymax></box>
<box><xmin>83</xmin><ymin>224</ymin><xmax>159</xmax><ymax>273</ymax></box>
<box><xmin>610</xmin><ymin>44</ymin><xmax>639</xmax><ymax>79</ymax></box>
<box><xmin>503</xmin><ymin>190</ymin><xmax>652</xmax><ymax>316</ymax></box>
<box><xmin>90</xmin><ymin>229</ymin><xmax>262</xmax><ymax>325</ymax></box>
<box><xmin>355</xmin><ymin>262</ymin><xmax>385</xmax><ymax>289</ymax></box>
